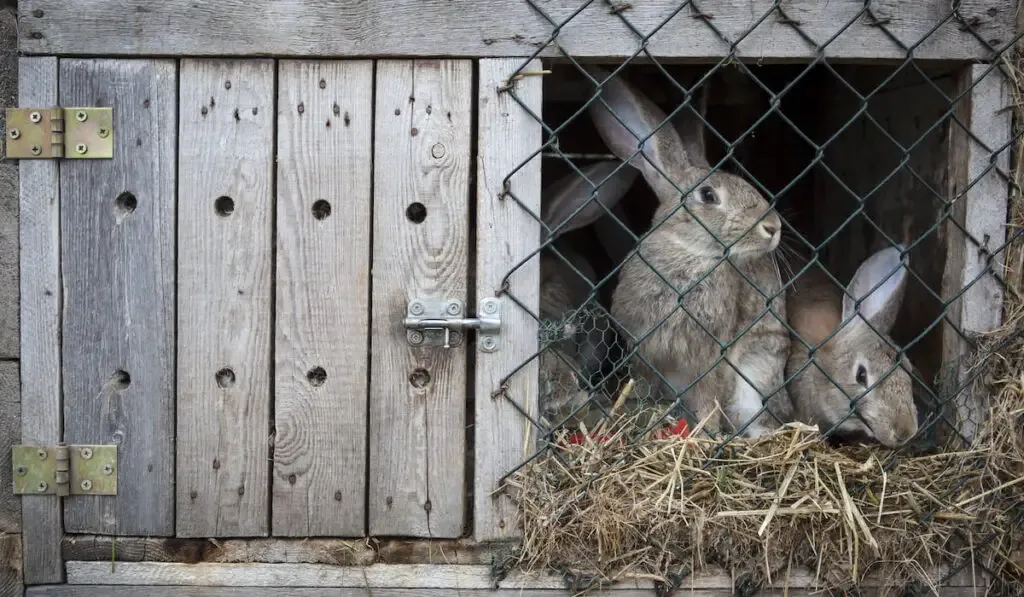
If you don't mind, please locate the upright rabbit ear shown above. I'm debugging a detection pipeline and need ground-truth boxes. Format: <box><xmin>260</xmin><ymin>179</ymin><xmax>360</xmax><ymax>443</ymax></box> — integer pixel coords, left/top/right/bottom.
<box><xmin>583</xmin><ymin>66</ymin><xmax>691</xmax><ymax>188</ymax></box>
<box><xmin>669</xmin><ymin>79</ymin><xmax>710</xmax><ymax>169</ymax></box>
<box><xmin>541</xmin><ymin>160</ymin><xmax>639</xmax><ymax>237</ymax></box>
<box><xmin>841</xmin><ymin>245</ymin><xmax>910</xmax><ymax>335</ymax></box>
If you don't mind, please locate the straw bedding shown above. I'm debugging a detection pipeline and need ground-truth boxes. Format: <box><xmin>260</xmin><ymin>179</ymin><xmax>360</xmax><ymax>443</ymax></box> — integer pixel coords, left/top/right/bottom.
<box><xmin>501</xmin><ymin>57</ymin><xmax>1024</xmax><ymax>597</ymax></box>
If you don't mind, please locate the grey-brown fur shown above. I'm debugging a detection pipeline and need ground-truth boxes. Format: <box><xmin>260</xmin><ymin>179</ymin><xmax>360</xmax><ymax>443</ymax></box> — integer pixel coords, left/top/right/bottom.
<box><xmin>785</xmin><ymin>247</ymin><xmax>919</xmax><ymax>447</ymax></box>
<box><xmin>585</xmin><ymin>66</ymin><xmax>791</xmax><ymax>436</ymax></box>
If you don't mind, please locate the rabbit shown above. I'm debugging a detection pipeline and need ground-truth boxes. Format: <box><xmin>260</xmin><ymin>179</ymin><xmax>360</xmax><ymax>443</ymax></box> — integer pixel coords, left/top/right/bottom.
<box><xmin>784</xmin><ymin>245</ymin><xmax>919</xmax><ymax>448</ymax></box>
<box><xmin>537</xmin><ymin>160</ymin><xmax>639</xmax><ymax>421</ymax></box>
<box><xmin>582</xmin><ymin>65</ymin><xmax>792</xmax><ymax>438</ymax></box>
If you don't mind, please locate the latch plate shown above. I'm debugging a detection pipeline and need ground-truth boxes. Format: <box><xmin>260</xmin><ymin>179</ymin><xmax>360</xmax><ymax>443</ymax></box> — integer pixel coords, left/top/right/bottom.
<box><xmin>405</xmin><ymin>297</ymin><xmax>502</xmax><ymax>352</ymax></box>
<box><xmin>5</xmin><ymin>107</ymin><xmax>114</xmax><ymax>159</ymax></box>
<box><xmin>12</xmin><ymin>444</ymin><xmax>118</xmax><ymax>496</ymax></box>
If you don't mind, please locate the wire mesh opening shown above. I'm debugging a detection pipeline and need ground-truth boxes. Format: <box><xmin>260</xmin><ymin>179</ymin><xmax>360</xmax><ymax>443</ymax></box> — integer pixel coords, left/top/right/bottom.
<box><xmin>485</xmin><ymin>5</ymin><xmax>1024</xmax><ymax>596</ymax></box>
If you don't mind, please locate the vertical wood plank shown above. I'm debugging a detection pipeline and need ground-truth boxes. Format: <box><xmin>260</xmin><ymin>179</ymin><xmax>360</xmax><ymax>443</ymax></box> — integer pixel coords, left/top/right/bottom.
<box><xmin>177</xmin><ymin>59</ymin><xmax>274</xmax><ymax>537</ymax></box>
<box><xmin>18</xmin><ymin>55</ymin><xmax>63</xmax><ymax>584</ymax></box>
<box><xmin>474</xmin><ymin>59</ymin><xmax>543</xmax><ymax>541</ymax></box>
<box><xmin>273</xmin><ymin>59</ymin><xmax>373</xmax><ymax>536</ymax></box>
<box><xmin>0</xmin><ymin>361</ymin><xmax>20</xmax><ymax>532</ymax></box>
<box><xmin>941</xmin><ymin>64</ymin><xmax>1011</xmax><ymax>445</ymax></box>
<box><xmin>60</xmin><ymin>58</ymin><xmax>177</xmax><ymax>536</ymax></box>
<box><xmin>369</xmin><ymin>59</ymin><xmax>472</xmax><ymax>537</ymax></box>
<box><xmin>0</xmin><ymin>534</ymin><xmax>23</xmax><ymax>597</ymax></box>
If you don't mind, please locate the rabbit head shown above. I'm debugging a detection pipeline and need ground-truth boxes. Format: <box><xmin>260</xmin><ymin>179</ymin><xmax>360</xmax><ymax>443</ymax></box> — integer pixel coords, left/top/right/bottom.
<box><xmin>787</xmin><ymin>246</ymin><xmax>919</xmax><ymax>448</ymax></box>
<box><xmin>584</xmin><ymin>66</ymin><xmax>782</xmax><ymax>263</ymax></box>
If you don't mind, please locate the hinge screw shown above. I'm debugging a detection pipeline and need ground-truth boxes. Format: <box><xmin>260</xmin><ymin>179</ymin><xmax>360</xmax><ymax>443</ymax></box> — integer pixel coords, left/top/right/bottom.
<box><xmin>98</xmin><ymin>127</ymin><xmax>110</xmax><ymax>138</ymax></box>
<box><xmin>449</xmin><ymin>331</ymin><xmax>463</xmax><ymax>346</ymax></box>
<box><xmin>29</xmin><ymin>111</ymin><xmax>41</xmax><ymax>123</ymax></box>
<box><xmin>483</xmin><ymin>300</ymin><xmax>498</xmax><ymax>315</ymax></box>
<box><xmin>81</xmin><ymin>480</ymin><xmax>93</xmax><ymax>491</ymax></box>
<box><xmin>80</xmin><ymin>447</ymin><xmax>93</xmax><ymax>459</ymax></box>
<box><xmin>446</xmin><ymin>301</ymin><xmax>461</xmax><ymax>316</ymax></box>
<box><xmin>36</xmin><ymin>449</ymin><xmax>47</xmax><ymax>460</ymax></box>
<box><xmin>407</xmin><ymin>330</ymin><xmax>424</xmax><ymax>345</ymax></box>
<box><xmin>75</xmin><ymin>110</ymin><xmax>87</xmax><ymax>122</ymax></box>
<box><xmin>481</xmin><ymin>336</ymin><xmax>497</xmax><ymax>351</ymax></box>
<box><xmin>75</xmin><ymin>143</ymin><xmax>88</xmax><ymax>155</ymax></box>
<box><xmin>30</xmin><ymin>145</ymin><xmax>41</xmax><ymax>156</ymax></box>
<box><xmin>8</xmin><ymin>128</ymin><xmax>20</xmax><ymax>139</ymax></box>
<box><xmin>36</xmin><ymin>482</ymin><xmax>47</xmax><ymax>492</ymax></box>
<box><xmin>103</xmin><ymin>463</ymin><xmax>114</xmax><ymax>475</ymax></box>
<box><xmin>15</xmin><ymin>466</ymin><xmax>26</xmax><ymax>477</ymax></box>
<box><xmin>409</xmin><ymin>301</ymin><xmax>425</xmax><ymax>316</ymax></box>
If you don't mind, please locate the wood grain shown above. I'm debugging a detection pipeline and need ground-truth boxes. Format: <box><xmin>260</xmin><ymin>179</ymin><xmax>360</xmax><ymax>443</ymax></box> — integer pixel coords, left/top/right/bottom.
<box><xmin>177</xmin><ymin>59</ymin><xmax>274</xmax><ymax>537</ymax></box>
<box><xmin>24</xmin><ymin>588</ymin><xmax>989</xmax><ymax>597</ymax></box>
<box><xmin>369</xmin><ymin>60</ymin><xmax>472</xmax><ymax>538</ymax></box>
<box><xmin>474</xmin><ymin>59</ymin><xmax>543</xmax><ymax>542</ymax></box>
<box><xmin>941</xmin><ymin>63</ymin><xmax>1011</xmax><ymax>445</ymax></box>
<box><xmin>17</xmin><ymin>55</ymin><xmax>62</xmax><ymax>585</ymax></box>
<box><xmin>18</xmin><ymin>0</ymin><xmax>1012</xmax><ymax>62</ymax></box>
<box><xmin>273</xmin><ymin>59</ymin><xmax>373</xmax><ymax>537</ymax></box>
<box><xmin>0</xmin><ymin>534</ymin><xmax>22</xmax><ymax>597</ymax></box>
<box><xmin>0</xmin><ymin>361</ymin><xmax>20</xmax><ymax>532</ymax></box>
<box><xmin>59</xmin><ymin>58</ymin><xmax>177</xmax><ymax>536</ymax></box>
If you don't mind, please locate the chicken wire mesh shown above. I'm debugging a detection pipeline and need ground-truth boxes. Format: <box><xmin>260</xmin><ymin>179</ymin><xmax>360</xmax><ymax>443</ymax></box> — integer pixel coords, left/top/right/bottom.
<box><xmin>484</xmin><ymin>2</ymin><xmax>1024</xmax><ymax>595</ymax></box>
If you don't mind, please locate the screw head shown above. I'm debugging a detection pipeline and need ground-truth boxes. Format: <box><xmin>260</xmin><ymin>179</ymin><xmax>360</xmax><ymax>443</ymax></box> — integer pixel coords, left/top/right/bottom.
<box><xmin>103</xmin><ymin>463</ymin><xmax>114</xmax><ymax>475</ymax></box>
<box><xmin>36</xmin><ymin>482</ymin><xmax>47</xmax><ymax>492</ymax></box>
<box><xmin>75</xmin><ymin>143</ymin><xmax>87</xmax><ymax>154</ymax></box>
<box><xmin>15</xmin><ymin>466</ymin><xmax>26</xmax><ymax>477</ymax></box>
<box><xmin>481</xmin><ymin>336</ymin><xmax>497</xmax><ymax>351</ymax></box>
<box><xmin>446</xmin><ymin>301</ymin><xmax>461</xmax><ymax>316</ymax></box>
<box><xmin>30</xmin><ymin>145</ymin><xmax>41</xmax><ymax>156</ymax></box>
<box><xmin>449</xmin><ymin>331</ymin><xmax>463</xmax><ymax>346</ymax></box>
<box><xmin>409</xmin><ymin>301</ymin><xmax>425</xmax><ymax>316</ymax></box>
<box><xmin>80</xmin><ymin>447</ymin><xmax>93</xmax><ymax>459</ymax></box>
<box><xmin>8</xmin><ymin>128</ymin><xmax>20</xmax><ymax>139</ymax></box>
<box><xmin>29</xmin><ymin>111</ymin><xmax>41</xmax><ymax>123</ymax></box>
<box><xmin>97</xmin><ymin>127</ymin><xmax>110</xmax><ymax>138</ymax></box>
<box><xmin>407</xmin><ymin>330</ymin><xmax>424</xmax><ymax>345</ymax></box>
<box><xmin>75</xmin><ymin>110</ymin><xmax>87</xmax><ymax>122</ymax></box>
<box><xmin>81</xmin><ymin>479</ymin><xmax>93</xmax><ymax>491</ymax></box>
<box><xmin>483</xmin><ymin>299</ymin><xmax>498</xmax><ymax>314</ymax></box>
<box><xmin>36</xmin><ymin>449</ymin><xmax>47</xmax><ymax>460</ymax></box>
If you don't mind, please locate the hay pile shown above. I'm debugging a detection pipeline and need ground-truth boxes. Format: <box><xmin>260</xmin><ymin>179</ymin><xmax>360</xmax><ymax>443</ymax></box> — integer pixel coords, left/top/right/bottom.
<box><xmin>502</xmin><ymin>57</ymin><xmax>1024</xmax><ymax>597</ymax></box>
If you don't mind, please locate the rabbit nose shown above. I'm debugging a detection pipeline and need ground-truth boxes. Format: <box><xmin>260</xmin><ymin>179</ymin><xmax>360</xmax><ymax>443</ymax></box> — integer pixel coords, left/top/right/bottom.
<box><xmin>759</xmin><ymin>222</ymin><xmax>778</xmax><ymax>238</ymax></box>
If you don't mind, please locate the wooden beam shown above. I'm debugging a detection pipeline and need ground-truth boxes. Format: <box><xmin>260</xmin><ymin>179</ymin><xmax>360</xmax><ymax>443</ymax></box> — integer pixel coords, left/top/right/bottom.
<box><xmin>176</xmin><ymin>59</ymin><xmax>275</xmax><ymax>537</ymax></box>
<box><xmin>474</xmin><ymin>59</ymin><xmax>544</xmax><ymax>542</ymax></box>
<box><xmin>0</xmin><ymin>361</ymin><xmax>19</xmax><ymax>533</ymax></box>
<box><xmin>17</xmin><ymin>55</ymin><xmax>62</xmax><ymax>586</ymax></box>
<box><xmin>940</xmin><ymin>63</ymin><xmax>1012</xmax><ymax>445</ymax></box>
<box><xmin>272</xmin><ymin>59</ymin><xmax>373</xmax><ymax>537</ymax></box>
<box><xmin>0</xmin><ymin>534</ymin><xmax>22</xmax><ymax>597</ymax></box>
<box><xmin>17</xmin><ymin>0</ymin><xmax>1012</xmax><ymax>62</ymax></box>
<box><xmin>59</xmin><ymin>58</ymin><xmax>177</xmax><ymax>536</ymax></box>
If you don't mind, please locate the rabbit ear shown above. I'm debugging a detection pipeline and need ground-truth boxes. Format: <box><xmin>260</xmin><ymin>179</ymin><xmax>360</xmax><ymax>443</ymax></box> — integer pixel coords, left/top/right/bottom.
<box><xmin>541</xmin><ymin>160</ymin><xmax>638</xmax><ymax>237</ymax></box>
<box><xmin>841</xmin><ymin>245</ymin><xmax>909</xmax><ymax>335</ymax></box>
<box><xmin>669</xmin><ymin>81</ymin><xmax>710</xmax><ymax>169</ymax></box>
<box><xmin>583</xmin><ymin>66</ymin><xmax>693</xmax><ymax>188</ymax></box>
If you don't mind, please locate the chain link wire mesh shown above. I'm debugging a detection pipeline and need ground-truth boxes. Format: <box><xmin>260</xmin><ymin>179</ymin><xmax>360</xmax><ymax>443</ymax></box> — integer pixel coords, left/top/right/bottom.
<box><xmin>486</xmin><ymin>3</ymin><xmax>1024</xmax><ymax>595</ymax></box>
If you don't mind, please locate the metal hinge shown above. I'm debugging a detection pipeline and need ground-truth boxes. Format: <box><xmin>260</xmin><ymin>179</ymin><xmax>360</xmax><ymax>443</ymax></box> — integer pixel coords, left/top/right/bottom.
<box><xmin>5</xmin><ymin>107</ymin><xmax>114</xmax><ymax>159</ymax></box>
<box><xmin>404</xmin><ymin>297</ymin><xmax>502</xmax><ymax>352</ymax></box>
<box><xmin>11</xmin><ymin>444</ymin><xmax>118</xmax><ymax>496</ymax></box>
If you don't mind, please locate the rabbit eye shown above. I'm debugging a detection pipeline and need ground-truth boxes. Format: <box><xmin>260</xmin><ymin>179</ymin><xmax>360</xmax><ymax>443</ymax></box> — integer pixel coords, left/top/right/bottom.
<box><xmin>856</xmin><ymin>365</ymin><xmax>868</xmax><ymax>387</ymax></box>
<box><xmin>698</xmin><ymin>186</ymin><xmax>719</xmax><ymax>205</ymax></box>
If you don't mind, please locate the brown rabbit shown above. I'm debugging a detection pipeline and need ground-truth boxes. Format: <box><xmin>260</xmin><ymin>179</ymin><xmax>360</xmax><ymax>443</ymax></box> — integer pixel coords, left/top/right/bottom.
<box><xmin>537</xmin><ymin>160</ymin><xmax>638</xmax><ymax>420</ymax></box>
<box><xmin>583</xmin><ymin>65</ymin><xmax>791</xmax><ymax>437</ymax></box>
<box><xmin>785</xmin><ymin>246</ymin><xmax>919</xmax><ymax>447</ymax></box>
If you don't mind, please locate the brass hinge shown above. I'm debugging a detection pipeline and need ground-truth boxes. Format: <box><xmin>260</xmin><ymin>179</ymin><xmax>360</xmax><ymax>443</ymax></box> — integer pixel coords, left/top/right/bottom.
<box><xmin>4</xmin><ymin>107</ymin><xmax>114</xmax><ymax>159</ymax></box>
<box><xmin>11</xmin><ymin>444</ymin><xmax>118</xmax><ymax>496</ymax></box>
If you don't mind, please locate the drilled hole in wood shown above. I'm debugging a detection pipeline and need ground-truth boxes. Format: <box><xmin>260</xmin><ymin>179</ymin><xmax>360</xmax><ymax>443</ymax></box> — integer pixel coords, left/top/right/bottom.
<box><xmin>215</xmin><ymin>368</ymin><xmax>236</xmax><ymax>388</ymax></box>
<box><xmin>409</xmin><ymin>368</ymin><xmax>431</xmax><ymax>388</ymax></box>
<box><xmin>406</xmin><ymin>202</ymin><xmax>427</xmax><ymax>224</ymax></box>
<box><xmin>214</xmin><ymin>196</ymin><xmax>235</xmax><ymax>217</ymax></box>
<box><xmin>115</xmin><ymin>192</ymin><xmax>137</xmax><ymax>214</ymax></box>
<box><xmin>111</xmin><ymin>370</ymin><xmax>131</xmax><ymax>390</ymax></box>
<box><xmin>307</xmin><ymin>366</ymin><xmax>327</xmax><ymax>387</ymax></box>
<box><xmin>312</xmin><ymin>199</ymin><xmax>331</xmax><ymax>220</ymax></box>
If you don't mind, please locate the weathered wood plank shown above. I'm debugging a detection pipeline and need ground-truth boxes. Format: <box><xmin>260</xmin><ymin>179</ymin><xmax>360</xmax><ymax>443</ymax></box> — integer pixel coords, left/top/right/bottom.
<box><xmin>940</xmin><ymin>63</ymin><xmax>1012</xmax><ymax>445</ymax></box>
<box><xmin>0</xmin><ymin>6</ymin><xmax>18</xmax><ymax>359</ymax></box>
<box><xmin>177</xmin><ymin>59</ymin><xmax>275</xmax><ymax>537</ymax></box>
<box><xmin>0</xmin><ymin>362</ymin><xmax>20</xmax><ymax>532</ymax></box>
<box><xmin>17</xmin><ymin>55</ymin><xmax>62</xmax><ymax>585</ymax></box>
<box><xmin>60</xmin><ymin>58</ymin><xmax>177</xmax><ymax>536</ymax></box>
<box><xmin>369</xmin><ymin>59</ymin><xmax>472</xmax><ymax>538</ymax></box>
<box><xmin>0</xmin><ymin>534</ymin><xmax>22</xmax><ymax>597</ymax></box>
<box><xmin>474</xmin><ymin>59</ymin><xmax>544</xmax><ymax>542</ymax></box>
<box><xmin>273</xmin><ymin>59</ymin><xmax>373</xmax><ymax>537</ymax></box>
<box><xmin>24</xmin><ymin>588</ymin><xmax>989</xmax><ymax>597</ymax></box>
<box><xmin>17</xmin><ymin>0</ymin><xmax>1012</xmax><ymax>62</ymax></box>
